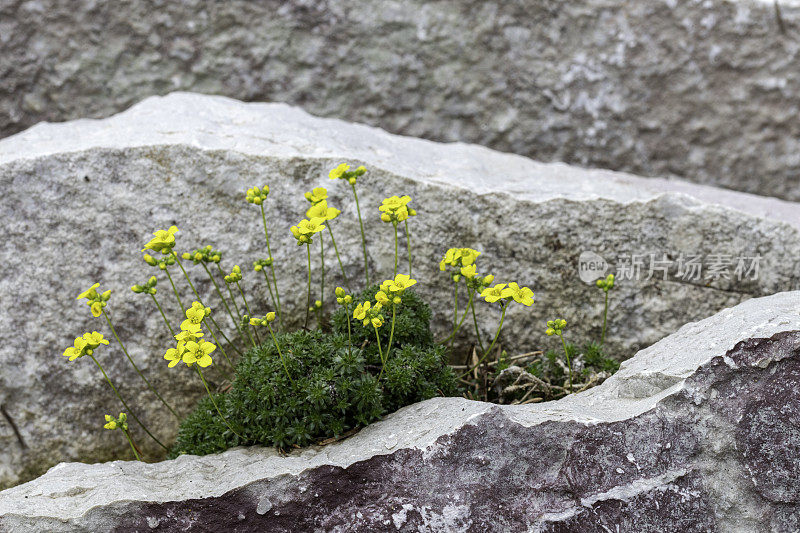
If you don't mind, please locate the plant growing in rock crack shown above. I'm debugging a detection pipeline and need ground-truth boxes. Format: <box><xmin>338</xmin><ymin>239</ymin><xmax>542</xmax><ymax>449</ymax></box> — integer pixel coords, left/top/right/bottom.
<box><xmin>61</xmin><ymin>161</ymin><xmax>619</xmax><ymax>461</ymax></box>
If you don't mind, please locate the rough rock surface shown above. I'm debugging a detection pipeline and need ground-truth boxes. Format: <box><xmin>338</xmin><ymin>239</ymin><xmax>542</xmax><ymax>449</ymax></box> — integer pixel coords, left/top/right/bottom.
<box><xmin>4</xmin><ymin>1</ymin><xmax>800</xmax><ymax>199</ymax></box>
<box><xmin>1</xmin><ymin>93</ymin><xmax>799</xmax><ymax>492</ymax></box>
<box><xmin>2</xmin><ymin>291</ymin><xmax>800</xmax><ymax>532</ymax></box>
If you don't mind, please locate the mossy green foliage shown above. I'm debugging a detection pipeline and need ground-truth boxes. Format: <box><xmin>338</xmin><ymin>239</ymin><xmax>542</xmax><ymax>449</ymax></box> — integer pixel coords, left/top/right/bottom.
<box><xmin>170</xmin><ymin>327</ymin><xmax>457</xmax><ymax>457</ymax></box>
<box><xmin>331</xmin><ymin>285</ymin><xmax>434</xmax><ymax>350</ymax></box>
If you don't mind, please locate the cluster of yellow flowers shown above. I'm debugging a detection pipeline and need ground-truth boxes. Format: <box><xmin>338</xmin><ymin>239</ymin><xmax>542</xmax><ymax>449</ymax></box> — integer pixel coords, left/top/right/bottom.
<box><xmin>481</xmin><ymin>282</ymin><xmax>534</xmax><ymax>307</ymax></box>
<box><xmin>378</xmin><ymin>195</ymin><xmax>416</xmax><ymax>224</ymax></box>
<box><xmin>76</xmin><ymin>283</ymin><xmax>112</xmax><ymax>317</ymax></box>
<box><xmin>328</xmin><ymin>163</ymin><xmax>367</xmax><ymax>184</ymax></box>
<box><xmin>130</xmin><ymin>276</ymin><xmax>158</xmax><ymax>295</ymax></box>
<box><xmin>143</xmin><ymin>252</ymin><xmax>176</xmax><ymax>270</ymax></box>
<box><xmin>335</xmin><ymin>287</ymin><xmax>353</xmax><ymax>306</ymax></box>
<box><xmin>163</xmin><ymin>302</ymin><xmax>216</xmax><ymax>368</ymax></box>
<box><xmin>245</xmin><ymin>185</ymin><xmax>270</xmax><ymax>205</ymax></box>
<box><xmin>290</xmin><ymin>217</ymin><xmax>326</xmax><ymax>245</ymax></box>
<box><xmin>249</xmin><ymin>312</ymin><xmax>277</xmax><ymax>327</ymax></box>
<box><xmin>63</xmin><ymin>331</ymin><xmax>109</xmax><ymax>361</ymax></box>
<box><xmin>545</xmin><ymin>319</ymin><xmax>567</xmax><ymax>337</ymax></box>
<box><xmin>353</xmin><ymin>274</ymin><xmax>417</xmax><ymax>329</ymax></box>
<box><xmin>141</xmin><ymin>226</ymin><xmax>178</xmax><ymax>254</ymax></box>
<box><xmin>252</xmin><ymin>258</ymin><xmax>273</xmax><ymax>271</ymax></box>
<box><xmin>103</xmin><ymin>412</ymin><xmax>128</xmax><ymax>431</ymax></box>
<box><xmin>182</xmin><ymin>245</ymin><xmax>222</xmax><ymax>264</ymax></box>
<box><xmin>224</xmin><ymin>265</ymin><xmax>242</xmax><ymax>283</ymax></box>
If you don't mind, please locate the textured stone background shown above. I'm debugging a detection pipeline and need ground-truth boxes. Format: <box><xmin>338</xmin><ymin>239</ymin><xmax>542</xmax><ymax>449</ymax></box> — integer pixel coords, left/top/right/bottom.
<box><xmin>1</xmin><ymin>93</ymin><xmax>800</xmax><ymax>491</ymax></box>
<box><xmin>3</xmin><ymin>0</ymin><xmax>800</xmax><ymax>199</ymax></box>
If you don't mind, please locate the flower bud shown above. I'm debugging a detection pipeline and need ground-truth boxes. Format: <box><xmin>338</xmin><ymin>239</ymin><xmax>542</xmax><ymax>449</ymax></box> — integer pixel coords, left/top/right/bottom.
<box><xmin>314</xmin><ymin>300</ymin><xmax>322</xmax><ymax>309</ymax></box>
<box><xmin>356</xmin><ymin>166</ymin><xmax>366</xmax><ymax>175</ymax></box>
<box><xmin>148</xmin><ymin>276</ymin><xmax>157</xmax><ymax>287</ymax></box>
<box><xmin>194</xmin><ymin>252</ymin><xmax>203</xmax><ymax>261</ymax></box>
<box><xmin>254</xmin><ymin>264</ymin><xmax>262</xmax><ymax>271</ymax></box>
<box><xmin>484</xmin><ymin>274</ymin><xmax>494</xmax><ymax>284</ymax></box>
<box><xmin>182</xmin><ymin>252</ymin><xmax>190</xmax><ymax>260</ymax></box>
<box><xmin>264</xmin><ymin>258</ymin><xmax>273</xmax><ymax>266</ymax></box>
<box><xmin>249</xmin><ymin>317</ymin><xmax>260</xmax><ymax>326</ymax></box>
<box><xmin>380</xmin><ymin>213</ymin><xmax>391</xmax><ymax>223</ymax></box>
<box><xmin>348</xmin><ymin>177</ymin><xmax>357</xmax><ymax>185</ymax></box>
<box><xmin>212</xmin><ymin>255</ymin><xmax>221</xmax><ymax>262</ymax></box>
<box><xmin>304</xmin><ymin>192</ymin><xmax>312</xmax><ymax>202</ymax></box>
<box><xmin>393</xmin><ymin>296</ymin><xmax>402</xmax><ymax>305</ymax></box>
<box><xmin>101</xmin><ymin>290</ymin><xmax>112</xmax><ymax>300</ymax></box>
<box><xmin>262</xmin><ymin>185</ymin><xmax>270</xmax><ymax>194</ymax></box>
<box><xmin>546</xmin><ymin>328</ymin><xmax>555</xmax><ymax>336</ymax></box>
<box><xmin>254</xmin><ymin>197</ymin><xmax>262</xmax><ymax>205</ymax></box>
<box><xmin>159</xmin><ymin>263</ymin><xmax>166</xmax><ymax>270</ymax></box>
<box><xmin>131</xmin><ymin>285</ymin><xmax>143</xmax><ymax>293</ymax></box>
<box><xmin>335</xmin><ymin>287</ymin><xmax>346</xmax><ymax>298</ymax></box>
<box><xmin>408</xmin><ymin>208</ymin><xmax>417</xmax><ymax>216</ymax></box>
<box><xmin>266</xmin><ymin>312</ymin><xmax>276</xmax><ymax>322</ymax></box>
<box><xmin>344</xmin><ymin>295</ymin><xmax>352</xmax><ymax>304</ymax></box>
<box><xmin>143</xmin><ymin>254</ymin><xmax>157</xmax><ymax>266</ymax></box>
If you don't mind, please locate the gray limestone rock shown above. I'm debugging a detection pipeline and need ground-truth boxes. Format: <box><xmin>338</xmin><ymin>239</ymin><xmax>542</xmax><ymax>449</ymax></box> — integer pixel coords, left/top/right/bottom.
<box><xmin>2</xmin><ymin>291</ymin><xmax>800</xmax><ymax>532</ymax></box>
<box><xmin>1</xmin><ymin>92</ymin><xmax>799</xmax><ymax>491</ymax></box>
<box><xmin>3</xmin><ymin>0</ymin><xmax>800</xmax><ymax>199</ymax></box>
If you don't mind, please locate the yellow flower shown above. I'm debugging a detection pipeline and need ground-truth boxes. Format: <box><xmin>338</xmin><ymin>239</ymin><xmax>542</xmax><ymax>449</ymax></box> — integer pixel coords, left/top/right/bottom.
<box><xmin>76</xmin><ymin>283</ymin><xmax>100</xmax><ymax>301</ymax></box>
<box><xmin>501</xmin><ymin>282</ymin><xmax>534</xmax><ymax>306</ymax></box>
<box><xmin>379</xmin><ymin>195</ymin><xmax>411</xmax><ymax>213</ymax></box>
<box><xmin>175</xmin><ymin>322</ymin><xmax>203</xmax><ymax>342</ymax></box>
<box><xmin>459</xmin><ymin>248</ymin><xmax>481</xmax><ymax>267</ymax></box>
<box><xmin>387</xmin><ymin>274</ymin><xmax>417</xmax><ymax>293</ymax></box>
<box><xmin>371</xmin><ymin>316</ymin><xmax>383</xmax><ymax>328</ymax></box>
<box><xmin>306</xmin><ymin>200</ymin><xmax>341</xmax><ymax>221</ymax></box>
<box><xmin>182</xmin><ymin>340</ymin><xmax>215</xmax><ymax>367</ymax></box>
<box><xmin>304</xmin><ymin>187</ymin><xmax>328</xmax><ymax>204</ymax></box>
<box><xmin>103</xmin><ymin>414</ymin><xmax>118</xmax><ymax>430</ymax></box>
<box><xmin>329</xmin><ymin>163</ymin><xmax>350</xmax><ymax>180</ymax></box>
<box><xmin>298</xmin><ymin>217</ymin><xmax>326</xmax><ymax>235</ymax></box>
<box><xmin>82</xmin><ymin>331</ymin><xmax>109</xmax><ymax>349</ymax></box>
<box><xmin>481</xmin><ymin>283</ymin><xmax>507</xmax><ymax>303</ymax></box>
<box><xmin>164</xmin><ymin>346</ymin><xmax>184</xmax><ymax>368</ymax></box>
<box><xmin>90</xmin><ymin>301</ymin><xmax>104</xmax><ymax>317</ymax></box>
<box><xmin>353</xmin><ymin>301</ymin><xmax>371</xmax><ymax>321</ymax></box>
<box><xmin>141</xmin><ymin>226</ymin><xmax>178</xmax><ymax>253</ymax></box>
<box><xmin>375</xmin><ymin>291</ymin><xmax>390</xmax><ymax>305</ymax></box>
<box><xmin>460</xmin><ymin>264</ymin><xmax>477</xmax><ymax>279</ymax></box>
<box><xmin>186</xmin><ymin>302</ymin><xmax>210</xmax><ymax>324</ymax></box>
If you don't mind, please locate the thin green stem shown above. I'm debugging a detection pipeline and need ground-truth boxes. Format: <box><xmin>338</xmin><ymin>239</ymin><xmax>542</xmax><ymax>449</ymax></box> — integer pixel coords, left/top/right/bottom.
<box><xmin>442</xmin><ymin>288</ymin><xmax>474</xmax><ymax>343</ymax></box>
<box><xmin>460</xmin><ymin>303</ymin><xmax>507</xmax><ymax>378</ymax></box>
<box><xmin>393</xmin><ymin>222</ymin><xmax>399</xmax><ymax>278</ymax></box>
<box><xmin>601</xmin><ymin>291</ymin><xmax>609</xmax><ymax>346</ymax></box>
<box><xmin>404</xmin><ymin>219</ymin><xmax>412</xmax><ymax>277</ymax></box>
<box><xmin>305</xmin><ymin>244</ymin><xmax>312</xmax><ymax>330</ymax></box>
<box><xmin>386</xmin><ymin>304</ymin><xmax>397</xmax><ymax>361</ymax></box>
<box><xmin>176</xmin><ymin>255</ymin><xmax>239</xmax><ymax>354</ymax></box>
<box><xmin>351</xmin><ymin>183</ymin><xmax>370</xmax><ymax>286</ymax></box>
<box><xmin>320</xmin><ymin>233</ymin><xmax>325</xmax><ymax>319</ymax></box>
<box><xmin>344</xmin><ymin>303</ymin><xmax>352</xmax><ymax>356</ymax></box>
<box><xmin>202</xmin><ymin>263</ymin><xmax>238</xmax><ymax>329</ymax></box>
<box><xmin>196</xmin><ymin>367</ymin><xmax>244</xmax><ymax>440</ymax></box>
<box><xmin>260</xmin><ymin>203</ymin><xmax>283</xmax><ymax>328</ymax></box>
<box><xmin>261</xmin><ymin>269</ymin><xmax>279</xmax><ymax>320</ymax></box>
<box><xmin>561</xmin><ymin>334</ymin><xmax>573</xmax><ymax>393</ymax></box>
<box><xmin>202</xmin><ymin>319</ymin><xmax>234</xmax><ymax>377</ymax></box>
<box><xmin>470</xmin><ymin>298</ymin><xmax>486</xmax><ymax>353</ymax></box>
<box><xmin>150</xmin><ymin>294</ymin><xmax>175</xmax><ymax>337</ymax></box>
<box><xmin>327</xmin><ymin>224</ymin><xmax>350</xmax><ymax>291</ymax></box>
<box><xmin>103</xmin><ymin>310</ymin><xmax>178</xmax><ymax>419</ymax></box>
<box><xmin>89</xmin><ymin>354</ymin><xmax>167</xmax><ymax>450</ymax></box>
<box><xmin>218</xmin><ymin>263</ymin><xmax>242</xmax><ymax>319</ymax></box>
<box><xmin>449</xmin><ymin>281</ymin><xmax>459</xmax><ymax>349</ymax></box>
<box><xmin>236</xmin><ymin>281</ymin><xmax>260</xmax><ymax>345</ymax></box>
<box><xmin>267</xmin><ymin>323</ymin><xmax>293</xmax><ymax>383</ymax></box>
<box><xmin>165</xmin><ymin>268</ymin><xmax>184</xmax><ymax>314</ymax></box>
<box><xmin>123</xmin><ymin>429</ymin><xmax>141</xmax><ymax>461</ymax></box>
<box><xmin>375</xmin><ymin>326</ymin><xmax>385</xmax><ymax>381</ymax></box>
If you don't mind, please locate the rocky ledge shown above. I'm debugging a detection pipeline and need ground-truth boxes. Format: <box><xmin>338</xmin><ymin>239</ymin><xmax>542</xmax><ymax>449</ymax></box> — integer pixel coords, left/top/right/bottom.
<box><xmin>1</xmin><ymin>92</ymin><xmax>800</xmax><ymax>490</ymax></box>
<box><xmin>1</xmin><ymin>291</ymin><xmax>799</xmax><ymax>532</ymax></box>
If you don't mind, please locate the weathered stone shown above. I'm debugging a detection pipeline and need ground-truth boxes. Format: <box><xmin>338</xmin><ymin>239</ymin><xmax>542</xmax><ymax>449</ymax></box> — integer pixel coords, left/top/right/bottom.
<box><xmin>1</xmin><ymin>93</ymin><xmax>799</xmax><ymax>490</ymax></box>
<box><xmin>2</xmin><ymin>291</ymin><xmax>799</xmax><ymax>532</ymax></box>
<box><xmin>3</xmin><ymin>1</ymin><xmax>800</xmax><ymax>199</ymax></box>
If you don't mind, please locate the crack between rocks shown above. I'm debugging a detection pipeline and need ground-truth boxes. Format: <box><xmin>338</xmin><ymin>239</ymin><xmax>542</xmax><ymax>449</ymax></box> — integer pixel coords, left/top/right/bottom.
<box><xmin>1</xmin><ymin>403</ymin><xmax>27</xmax><ymax>450</ymax></box>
